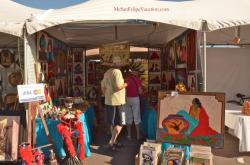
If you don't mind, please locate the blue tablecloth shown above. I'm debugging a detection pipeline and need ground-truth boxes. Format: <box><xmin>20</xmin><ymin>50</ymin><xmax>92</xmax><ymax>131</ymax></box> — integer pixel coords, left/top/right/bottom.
<box><xmin>140</xmin><ymin>104</ymin><xmax>157</xmax><ymax>140</ymax></box>
<box><xmin>36</xmin><ymin>106</ymin><xmax>95</xmax><ymax>158</ymax></box>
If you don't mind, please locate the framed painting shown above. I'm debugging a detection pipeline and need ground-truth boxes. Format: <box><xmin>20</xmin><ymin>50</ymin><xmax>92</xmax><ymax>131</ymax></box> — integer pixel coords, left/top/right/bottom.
<box><xmin>100</xmin><ymin>44</ymin><xmax>130</xmax><ymax>66</ymax></box>
<box><xmin>187</xmin><ymin>31</ymin><xmax>196</xmax><ymax>71</ymax></box>
<box><xmin>0</xmin><ymin>116</ymin><xmax>20</xmax><ymax>161</ymax></box>
<box><xmin>187</xmin><ymin>73</ymin><xmax>197</xmax><ymax>92</ymax></box>
<box><xmin>167</xmin><ymin>41</ymin><xmax>175</xmax><ymax>70</ymax></box>
<box><xmin>175</xmin><ymin>33</ymin><xmax>187</xmax><ymax>68</ymax></box>
<box><xmin>157</xmin><ymin>91</ymin><xmax>225</xmax><ymax>148</ymax></box>
<box><xmin>175</xmin><ymin>68</ymin><xmax>187</xmax><ymax>86</ymax></box>
<box><xmin>37</xmin><ymin>32</ymin><xmax>48</xmax><ymax>62</ymax></box>
<box><xmin>166</xmin><ymin>71</ymin><xmax>176</xmax><ymax>90</ymax></box>
<box><xmin>139</xmin><ymin>145</ymin><xmax>158</xmax><ymax>165</ymax></box>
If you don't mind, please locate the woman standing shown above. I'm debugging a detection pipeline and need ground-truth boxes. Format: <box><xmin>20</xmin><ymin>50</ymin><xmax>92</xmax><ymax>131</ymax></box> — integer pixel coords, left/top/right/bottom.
<box><xmin>125</xmin><ymin>69</ymin><xmax>142</xmax><ymax>140</ymax></box>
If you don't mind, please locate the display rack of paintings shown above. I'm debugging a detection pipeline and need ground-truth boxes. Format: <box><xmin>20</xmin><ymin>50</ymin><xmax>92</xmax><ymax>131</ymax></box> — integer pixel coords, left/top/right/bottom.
<box><xmin>36</xmin><ymin>32</ymin><xmax>68</xmax><ymax>100</ymax></box>
<box><xmin>85</xmin><ymin>60</ymin><xmax>105</xmax><ymax>102</ymax></box>
<box><xmin>0</xmin><ymin>48</ymin><xmax>23</xmax><ymax>110</ymax></box>
<box><xmin>162</xmin><ymin>30</ymin><xmax>197</xmax><ymax>91</ymax></box>
<box><xmin>72</xmin><ymin>48</ymin><xmax>86</xmax><ymax>97</ymax></box>
<box><xmin>148</xmin><ymin>48</ymin><xmax>161</xmax><ymax>105</ymax></box>
<box><xmin>87</xmin><ymin>60</ymin><xmax>96</xmax><ymax>85</ymax></box>
<box><xmin>67</xmin><ymin>49</ymin><xmax>74</xmax><ymax>96</ymax></box>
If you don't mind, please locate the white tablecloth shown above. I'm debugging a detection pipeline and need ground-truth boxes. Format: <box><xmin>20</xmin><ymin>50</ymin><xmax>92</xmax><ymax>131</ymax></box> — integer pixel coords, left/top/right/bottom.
<box><xmin>225</xmin><ymin>109</ymin><xmax>250</xmax><ymax>152</ymax></box>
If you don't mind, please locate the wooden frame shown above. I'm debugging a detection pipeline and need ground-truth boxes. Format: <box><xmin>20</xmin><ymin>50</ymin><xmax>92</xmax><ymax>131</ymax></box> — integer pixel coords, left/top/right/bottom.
<box><xmin>187</xmin><ymin>73</ymin><xmax>197</xmax><ymax>91</ymax></box>
<box><xmin>157</xmin><ymin>91</ymin><xmax>225</xmax><ymax>148</ymax></box>
<box><xmin>0</xmin><ymin>116</ymin><xmax>20</xmax><ymax>161</ymax></box>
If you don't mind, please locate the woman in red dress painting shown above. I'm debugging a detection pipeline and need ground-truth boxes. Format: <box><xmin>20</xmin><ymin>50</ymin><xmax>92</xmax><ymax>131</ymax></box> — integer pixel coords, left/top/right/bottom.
<box><xmin>189</xmin><ymin>98</ymin><xmax>218</xmax><ymax>136</ymax></box>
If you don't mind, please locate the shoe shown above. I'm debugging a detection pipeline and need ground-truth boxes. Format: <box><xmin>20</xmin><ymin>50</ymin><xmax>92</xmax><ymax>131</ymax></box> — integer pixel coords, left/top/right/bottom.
<box><xmin>107</xmin><ymin>144</ymin><xmax>119</xmax><ymax>152</ymax></box>
<box><xmin>114</xmin><ymin>142</ymin><xmax>124</xmax><ymax>148</ymax></box>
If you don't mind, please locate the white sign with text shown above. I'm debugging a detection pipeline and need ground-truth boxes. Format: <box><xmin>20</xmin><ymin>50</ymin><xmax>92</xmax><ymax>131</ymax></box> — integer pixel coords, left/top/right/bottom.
<box><xmin>17</xmin><ymin>84</ymin><xmax>45</xmax><ymax>103</ymax></box>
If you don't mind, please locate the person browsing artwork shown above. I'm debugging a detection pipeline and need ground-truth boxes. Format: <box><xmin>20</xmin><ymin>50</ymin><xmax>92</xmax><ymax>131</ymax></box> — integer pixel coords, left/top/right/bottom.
<box><xmin>101</xmin><ymin>55</ymin><xmax>127</xmax><ymax>151</ymax></box>
<box><xmin>125</xmin><ymin>69</ymin><xmax>142</xmax><ymax>140</ymax></box>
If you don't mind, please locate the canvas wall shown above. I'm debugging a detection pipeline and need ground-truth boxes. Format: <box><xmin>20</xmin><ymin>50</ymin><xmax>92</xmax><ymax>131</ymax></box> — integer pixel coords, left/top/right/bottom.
<box><xmin>206</xmin><ymin>47</ymin><xmax>250</xmax><ymax>105</ymax></box>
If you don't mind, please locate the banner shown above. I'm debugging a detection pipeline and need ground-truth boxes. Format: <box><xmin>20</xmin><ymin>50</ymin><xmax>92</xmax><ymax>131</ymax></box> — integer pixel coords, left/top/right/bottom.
<box><xmin>17</xmin><ymin>84</ymin><xmax>45</xmax><ymax>103</ymax></box>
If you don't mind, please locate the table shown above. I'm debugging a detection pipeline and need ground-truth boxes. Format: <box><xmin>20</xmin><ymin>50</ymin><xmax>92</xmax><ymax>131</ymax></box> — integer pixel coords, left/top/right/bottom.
<box><xmin>225</xmin><ymin>108</ymin><xmax>250</xmax><ymax>152</ymax></box>
<box><xmin>36</xmin><ymin>106</ymin><xmax>95</xmax><ymax>158</ymax></box>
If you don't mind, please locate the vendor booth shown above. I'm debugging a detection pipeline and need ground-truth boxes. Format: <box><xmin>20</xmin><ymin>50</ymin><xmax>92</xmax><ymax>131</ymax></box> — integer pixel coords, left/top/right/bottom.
<box><xmin>1</xmin><ymin>0</ymin><xmax>250</xmax><ymax>164</ymax></box>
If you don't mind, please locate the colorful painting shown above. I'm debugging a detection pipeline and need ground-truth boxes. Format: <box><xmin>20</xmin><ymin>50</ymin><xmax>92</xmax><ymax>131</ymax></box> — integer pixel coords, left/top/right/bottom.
<box><xmin>37</xmin><ymin>32</ymin><xmax>48</xmax><ymax>62</ymax></box>
<box><xmin>157</xmin><ymin>92</ymin><xmax>225</xmax><ymax>148</ymax></box>
<box><xmin>175</xmin><ymin>33</ymin><xmax>187</xmax><ymax>68</ymax></box>
<box><xmin>162</xmin><ymin>148</ymin><xmax>184</xmax><ymax>165</ymax></box>
<box><xmin>167</xmin><ymin>41</ymin><xmax>175</xmax><ymax>70</ymax></box>
<box><xmin>166</xmin><ymin>72</ymin><xmax>176</xmax><ymax>90</ymax></box>
<box><xmin>149</xmin><ymin>62</ymin><xmax>160</xmax><ymax>72</ymax></box>
<box><xmin>100</xmin><ymin>44</ymin><xmax>130</xmax><ymax>66</ymax></box>
<box><xmin>0</xmin><ymin>49</ymin><xmax>14</xmax><ymax>68</ymax></box>
<box><xmin>139</xmin><ymin>145</ymin><xmax>157</xmax><ymax>165</ymax></box>
<box><xmin>175</xmin><ymin>68</ymin><xmax>187</xmax><ymax>86</ymax></box>
<box><xmin>0</xmin><ymin>116</ymin><xmax>20</xmax><ymax>161</ymax></box>
<box><xmin>187</xmin><ymin>31</ymin><xmax>196</xmax><ymax>71</ymax></box>
<box><xmin>187</xmin><ymin>73</ymin><xmax>196</xmax><ymax>92</ymax></box>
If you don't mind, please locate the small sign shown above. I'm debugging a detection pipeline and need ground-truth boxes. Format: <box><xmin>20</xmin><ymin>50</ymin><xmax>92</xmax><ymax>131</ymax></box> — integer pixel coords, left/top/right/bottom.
<box><xmin>17</xmin><ymin>84</ymin><xmax>45</xmax><ymax>103</ymax></box>
<box><xmin>171</xmin><ymin>91</ymin><xmax>179</xmax><ymax>97</ymax></box>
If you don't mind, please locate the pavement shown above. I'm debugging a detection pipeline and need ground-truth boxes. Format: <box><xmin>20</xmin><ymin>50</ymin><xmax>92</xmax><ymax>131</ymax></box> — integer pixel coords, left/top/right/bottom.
<box><xmin>84</xmin><ymin>127</ymin><xmax>250</xmax><ymax>165</ymax></box>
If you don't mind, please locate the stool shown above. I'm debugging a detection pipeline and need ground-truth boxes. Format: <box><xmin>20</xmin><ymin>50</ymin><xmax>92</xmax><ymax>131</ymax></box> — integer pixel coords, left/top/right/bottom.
<box><xmin>189</xmin><ymin>145</ymin><xmax>213</xmax><ymax>165</ymax></box>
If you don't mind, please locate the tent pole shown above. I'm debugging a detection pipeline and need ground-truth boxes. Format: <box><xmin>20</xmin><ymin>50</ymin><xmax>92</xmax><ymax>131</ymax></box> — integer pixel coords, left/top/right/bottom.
<box><xmin>24</xmin><ymin>31</ymin><xmax>28</xmax><ymax>84</ymax></box>
<box><xmin>203</xmin><ymin>31</ymin><xmax>207</xmax><ymax>92</ymax></box>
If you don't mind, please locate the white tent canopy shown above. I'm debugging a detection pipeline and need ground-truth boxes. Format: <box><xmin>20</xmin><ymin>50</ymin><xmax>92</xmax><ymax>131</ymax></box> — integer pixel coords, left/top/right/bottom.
<box><xmin>26</xmin><ymin>0</ymin><xmax>250</xmax><ymax>35</ymax></box>
<box><xmin>0</xmin><ymin>0</ymin><xmax>43</xmax><ymax>37</ymax></box>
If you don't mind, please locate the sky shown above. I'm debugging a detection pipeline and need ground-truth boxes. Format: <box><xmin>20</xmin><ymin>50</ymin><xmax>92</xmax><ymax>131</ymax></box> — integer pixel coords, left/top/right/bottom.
<box><xmin>13</xmin><ymin>0</ymin><xmax>187</xmax><ymax>10</ymax></box>
<box><xmin>13</xmin><ymin>0</ymin><xmax>87</xmax><ymax>9</ymax></box>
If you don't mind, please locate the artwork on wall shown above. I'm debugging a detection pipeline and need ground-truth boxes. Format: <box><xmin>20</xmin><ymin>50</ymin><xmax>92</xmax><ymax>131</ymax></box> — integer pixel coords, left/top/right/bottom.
<box><xmin>167</xmin><ymin>41</ymin><xmax>175</xmax><ymax>70</ymax></box>
<box><xmin>72</xmin><ymin>47</ymin><xmax>86</xmax><ymax>97</ymax></box>
<box><xmin>37</xmin><ymin>32</ymin><xmax>48</xmax><ymax>62</ymax></box>
<box><xmin>0</xmin><ymin>116</ymin><xmax>20</xmax><ymax>161</ymax></box>
<box><xmin>175</xmin><ymin>68</ymin><xmax>187</xmax><ymax>86</ymax></box>
<box><xmin>187</xmin><ymin>73</ymin><xmax>196</xmax><ymax>92</ymax></box>
<box><xmin>187</xmin><ymin>31</ymin><xmax>196</xmax><ymax>71</ymax></box>
<box><xmin>47</xmin><ymin>38</ymin><xmax>54</xmax><ymax>62</ymax></box>
<box><xmin>100</xmin><ymin>44</ymin><xmax>130</xmax><ymax>66</ymax></box>
<box><xmin>166</xmin><ymin>71</ymin><xmax>176</xmax><ymax>90</ymax></box>
<box><xmin>86</xmin><ymin>86</ymin><xmax>98</xmax><ymax>100</ymax></box>
<box><xmin>175</xmin><ymin>33</ymin><xmax>187</xmax><ymax>68</ymax></box>
<box><xmin>157</xmin><ymin>91</ymin><xmax>225</xmax><ymax>148</ymax></box>
<box><xmin>0</xmin><ymin>49</ymin><xmax>14</xmax><ymax>68</ymax></box>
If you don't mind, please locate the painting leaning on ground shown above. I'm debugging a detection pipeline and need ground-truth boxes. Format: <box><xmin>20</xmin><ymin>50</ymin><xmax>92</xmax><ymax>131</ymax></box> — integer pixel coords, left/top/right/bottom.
<box><xmin>157</xmin><ymin>92</ymin><xmax>225</xmax><ymax>148</ymax></box>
